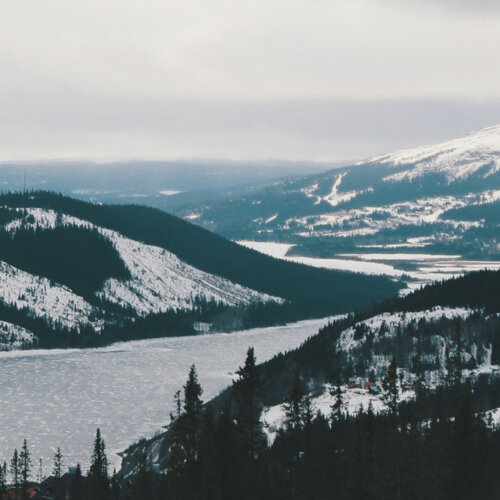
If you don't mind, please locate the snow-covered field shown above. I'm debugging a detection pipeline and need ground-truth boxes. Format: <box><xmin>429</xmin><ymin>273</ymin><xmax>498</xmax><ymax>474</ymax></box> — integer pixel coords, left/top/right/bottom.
<box><xmin>262</xmin><ymin>385</ymin><xmax>415</xmax><ymax>445</ymax></box>
<box><xmin>0</xmin><ymin>317</ymin><xmax>334</xmax><ymax>473</ymax></box>
<box><xmin>237</xmin><ymin>240</ymin><xmax>500</xmax><ymax>292</ymax></box>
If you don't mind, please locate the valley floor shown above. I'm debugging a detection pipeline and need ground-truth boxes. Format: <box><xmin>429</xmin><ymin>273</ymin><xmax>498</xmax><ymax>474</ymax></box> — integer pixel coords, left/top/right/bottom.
<box><xmin>237</xmin><ymin>240</ymin><xmax>500</xmax><ymax>293</ymax></box>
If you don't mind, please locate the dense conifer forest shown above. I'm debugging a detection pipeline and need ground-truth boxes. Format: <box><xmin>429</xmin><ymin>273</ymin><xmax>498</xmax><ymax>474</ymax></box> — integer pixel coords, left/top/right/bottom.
<box><xmin>0</xmin><ymin>225</ymin><xmax>130</xmax><ymax>298</ymax></box>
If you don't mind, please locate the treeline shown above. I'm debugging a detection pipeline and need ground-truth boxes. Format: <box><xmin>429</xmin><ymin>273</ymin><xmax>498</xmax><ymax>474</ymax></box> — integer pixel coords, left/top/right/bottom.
<box><xmin>0</xmin><ymin>225</ymin><xmax>130</xmax><ymax>298</ymax></box>
<box><xmin>381</xmin><ymin>269</ymin><xmax>500</xmax><ymax>313</ymax></box>
<box><xmin>0</xmin><ymin>431</ymin><xmax>120</xmax><ymax>500</ymax></box>
<box><xmin>0</xmin><ymin>295</ymin><xmax>316</xmax><ymax>350</ymax></box>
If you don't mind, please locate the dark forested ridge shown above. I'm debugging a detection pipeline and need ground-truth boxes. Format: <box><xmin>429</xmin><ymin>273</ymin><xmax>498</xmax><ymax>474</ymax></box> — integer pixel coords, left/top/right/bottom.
<box><xmin>0</xmin><ymin>191</ymin><xmax>401</xmax><ymax>309</ymax></box>
<box><xmin>380</xmin><ymin>268</ymin><xmax>500</xmax><ymax>313</ymax></box>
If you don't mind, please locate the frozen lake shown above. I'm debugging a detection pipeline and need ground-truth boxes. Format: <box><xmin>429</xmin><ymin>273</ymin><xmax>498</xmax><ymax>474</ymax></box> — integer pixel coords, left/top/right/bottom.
<box><xmin>0</xmin><ymin>317</ymin><xmax>333</xmax><ymax>474</ymax></box>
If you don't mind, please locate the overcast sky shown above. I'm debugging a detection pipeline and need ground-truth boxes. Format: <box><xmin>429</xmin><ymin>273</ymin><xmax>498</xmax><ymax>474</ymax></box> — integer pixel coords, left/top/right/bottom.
<box><xmin>1</xmin><ymin>0</ymin><xmax>499</xmax><ymax>163</ymax></box>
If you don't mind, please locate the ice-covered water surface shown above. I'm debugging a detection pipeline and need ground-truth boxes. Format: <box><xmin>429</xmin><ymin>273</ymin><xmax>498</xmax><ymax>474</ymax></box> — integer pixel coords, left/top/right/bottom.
<box><xmin>0</xmin><ymin>317</ymin><xmax>333</xmax><ymax>473</ymax></box>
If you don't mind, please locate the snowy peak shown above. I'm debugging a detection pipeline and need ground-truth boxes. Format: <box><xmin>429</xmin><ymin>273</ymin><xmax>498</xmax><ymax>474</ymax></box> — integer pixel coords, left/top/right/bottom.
<box><xmin>366</xmin><ymin>125</ymin><xmax>500</xmax><ymax>182</ymax></box>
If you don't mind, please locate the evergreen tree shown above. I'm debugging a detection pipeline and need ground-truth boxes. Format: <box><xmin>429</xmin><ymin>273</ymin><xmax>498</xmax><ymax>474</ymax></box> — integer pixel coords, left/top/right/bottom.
<box><xmin>19</xmin><ymin>439</ymin><xmax>31</xmax><ymax>500</ymax></box>
<box><xmin>0</xmin><ymin>461</ymin><xmax>6</xmax><ymax>499</ymax></box>
<box><xmin>282</xmin><ymin>372</ymin><xmax>306</xmax><ymax>432</ymax></box>
<box><xmin>167</xmin><ymin>365</ymin><xmax>204</xmax><ymax>498</ymax></box>
<box><xmin>383</xmin><ymin>356</ymin><xmax>399</xmax><ymax>414</ymax></box>
<box><xmin>87</xmin><ymin>428</ymin><xmax>109</xmax><ymax>499</ymax></box>
<box><xmin>10</xmin><ymin>449</ymin><xmax>20</xmax><ymax>498</ymax></box>
<box><xmin>110</xmin><ymin>469</ymin><xmax>121</xmax><ymax>500</ymax></box>
<box><xmin>182</xmin><ymin>364</ymin><xmax>204</xmax><ymax>465</ymax></box>
<box><xmin>69</xmin><ymin>464</ymin><xmax>83</xmax><ymax>500</ymax></box>
<box><xmin>330</xmin><ymin>382</ymin><xmax>344</xmax><ymax>424</ymax></box>
<box><xmin>233</xmin><ymin>347</ymin><xmax>264</xmax><ymax>460</ymax></box>
<box><xmin>232</xmin><ymin>347</ymin><xmax>265</xmax><ymax>499</ymax></box>
<box><xmin>53</xmin><ymin>448</ymin><xmax>64</xmax><ymax>500</ymax></box>
<box><xmin>52</xmin><ymin>447</ymin><xmax>63</xmax><ymax>479</ymax></box>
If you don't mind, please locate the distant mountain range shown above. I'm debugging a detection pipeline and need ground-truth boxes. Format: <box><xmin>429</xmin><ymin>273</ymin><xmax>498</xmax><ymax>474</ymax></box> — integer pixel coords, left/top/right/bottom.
<box><xmin>0</xmin><ymin>160</ymin><xmax>329</xmax><ymax>210</ymax></box>
<box><xmin>0</xmin><ymin>192</ymin><xmax>398</xmax><ymax>350</ymax></box>
<box><xmin>175</xmin><ymin>126</ymin><xmax>500</xmax><ymax>260</ymax></box>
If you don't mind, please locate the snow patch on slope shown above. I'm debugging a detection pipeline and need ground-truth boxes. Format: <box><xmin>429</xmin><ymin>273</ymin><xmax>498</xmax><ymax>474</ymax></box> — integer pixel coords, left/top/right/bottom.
<box><xmin>337</xmin><ymin>307</ymin><xmax>472</xmax><ymax>352</ymax></box>
<box><xmin>99</xmin><ymin>230</ymin><xmax>281</xmax><ymax>315</ymax></box>
<box><xmin>0</xmin><ymin>261</ymin><xmax>101</xmax><ymax>330</ymax></box>
<box><xmin>262</xmin><ymin>384</ymin><xmax>414</xmax><ymax>445</ymax></box>
<box><xmin>0</xmin><ymin>321</ymin><xmax>36</xmax><ymax>350</ymax></box>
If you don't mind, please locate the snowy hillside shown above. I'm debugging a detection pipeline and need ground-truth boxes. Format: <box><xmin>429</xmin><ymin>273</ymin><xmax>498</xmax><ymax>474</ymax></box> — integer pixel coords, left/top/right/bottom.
<box><xmin>178</xmin><ymin>125</ymin><xmax>500</xmax><ymax>264</ymax></box>
<box><xmin>0</xmin><ymin>206</ymin><xmax>283</xmax><ymax>348</ymax></box>
<box><xmin>370</xmin><ymin>125</ymin><xmax>500</xmax><ymax>183</ymax></box>
<box><xmin>7</xmin><ymin>207</ymin><xmax>279</xmax><ymax>312</ymax></box>
<box><xmin>99</xmin><ymin>227</ymin><xmax>280</xmax><ymax>315</ymax></box>
<box><xmin>262</xmin><ymin>304</ymin><xmax>499</xmax><ymax>442</ymax></box>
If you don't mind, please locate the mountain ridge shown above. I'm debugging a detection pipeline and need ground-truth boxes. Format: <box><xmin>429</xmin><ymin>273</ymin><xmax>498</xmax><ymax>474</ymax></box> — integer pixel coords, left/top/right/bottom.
<box><xmin>0</xmin><ymin>191</ymin><xmax>400</xmax><ymax>349</ymax></box>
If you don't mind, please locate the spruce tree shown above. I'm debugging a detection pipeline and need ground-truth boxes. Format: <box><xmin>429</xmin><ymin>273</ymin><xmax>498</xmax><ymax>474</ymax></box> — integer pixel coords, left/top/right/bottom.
<box><xmin>233</xmin><ymin>347</ymin><xmax>264</xmax><ymax>460</ymax></box>
<box><xmin>87</xmin><ymin>428</ymin><xmax>109</xmax><ymax>499</ymax></box>
<box><xmin>167</xmin><ymin>365</ymin><xmax>204</xmax><ymax>498</ymax></box>
<box><xmin>182</xmin><ymin>364</ymin><xmax>204</xmax><ymax>464</ymax></box>
<box><xmin>282</xmin><ymin>372</ymin><xmax>306</xmax><ymax>432</ymax></box>
<box><xmin>69</xmin><ymin>464</ymin><xmax>83</xmax><ymax>500</ymax></box>
<box><xmin>383</xmin><ymin>356</ymin><xmax>399</xmax><ymax>414</ymax></box>
<box><xmin>52</xmin><ymin>447</ymin><xmax>63</xmax><ymax>479</ymax></box>
<box><xmin>0</xmin><ymin>461</ymin><xmax>6</xmax><ymax>499</ymax></box>
<box><xmin>19</xmin><ymin>439</ymin><xmax>31</xmax><ymax>500</ymax></box>
<box><xmin>53</xmin><ymin>447</ymin><xmax>64</xmax><ymax>500</ymax></box>
<box><xmin>330</xmin><ymin>382</ymin><xmax>344</xmax><ymax>424</ymax></box>
<box><xmin>10</xmin><ymin>449</ymin><xmax>20</xmax><ymax>498</ymax></box>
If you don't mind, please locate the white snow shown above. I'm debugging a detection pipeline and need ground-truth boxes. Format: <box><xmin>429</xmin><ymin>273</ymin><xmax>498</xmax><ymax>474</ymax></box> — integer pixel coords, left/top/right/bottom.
<box><xmin>340</xmin><ymin>253</ymin><xmax>461</xmax><ymax>261</ymax></box>
<box><xmin>159</xmin><ymin>190</ymin><xmax>182</xmax><ymax>196</ymax></box>
<box><xmin>262</xmin><ymin>384</ymin><xmax>414</xmax><ymax>445</ymax></box>
<box><xmin>365</xmin><ymin>125</ymin><xmax>500</xmax><ymax>183</ymax></box>
<box><xmin>0</xmin><ymin>261</ymin><xmax>102</xmax><ymax>330</ymax></box>
<box><xmin>301</xmin><ymin>173</ymin><xmax>368</xmax><ymax>208</ymax></box>
<box><xmin>99</xmin><ymin>230</ymin><xmax>281</xmax><ymax>315</ymax></box>
<box><xmin>237</xmin><ymin>240</ymin><xmax>295</xmax><ymax>259</ymax></box>
<box><xmin>236</xmin><ymin>240</ymin><xmax>500</xmax><ymax>289</ymax></box>
<box><xmin>337</xmin><ymin>307</ymin><xmax>472</xmax><ymax>352</ymax></box>
<box><xmin>0</xmin><ymin>321</ymin><xmax>35</xmax><ymax>350</ymax></box>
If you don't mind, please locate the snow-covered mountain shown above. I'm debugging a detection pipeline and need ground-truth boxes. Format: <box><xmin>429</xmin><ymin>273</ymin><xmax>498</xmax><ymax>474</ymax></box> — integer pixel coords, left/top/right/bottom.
<box><xmin>177</xmin><ymin>126</ymin><xmax>500</xmax><ymax>260</ymax></box>
<box><xmin>370</xmin><ymin>125</ymin><xmax>500</xmax><ymax>183</ymax></box>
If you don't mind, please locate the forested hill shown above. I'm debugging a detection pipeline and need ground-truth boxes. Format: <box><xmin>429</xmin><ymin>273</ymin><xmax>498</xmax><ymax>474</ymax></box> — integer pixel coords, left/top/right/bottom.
<box><xmin>120</xmin><ymin>268</ymin><xmax>500</xmax><ymax>489</ymax></box>
<box><xmin>0</xmin><ymin>191</ymin><xmax>400</xmax><ymax>309</ymax></box>
<box><xmin>0</xmin><ymin>191</ymin><xmax>400</xmax><ymax>349</ymax></box>
<box><xmin>382</xmin><ymin>269</ymin><xmax>500</xmax><ymax>313</ymax></box>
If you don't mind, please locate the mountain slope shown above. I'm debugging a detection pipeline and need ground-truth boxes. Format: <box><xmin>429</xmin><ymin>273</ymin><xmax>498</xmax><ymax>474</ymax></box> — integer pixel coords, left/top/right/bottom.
<box><xmin>176</xmin><ymin>126</ymin><xmax>500</xmax><ymax>260</ymax></box>
<box><xmin>0</xmin><ymin>192</ymin><xmax>400</xmax><ymax>349</ymax></box>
